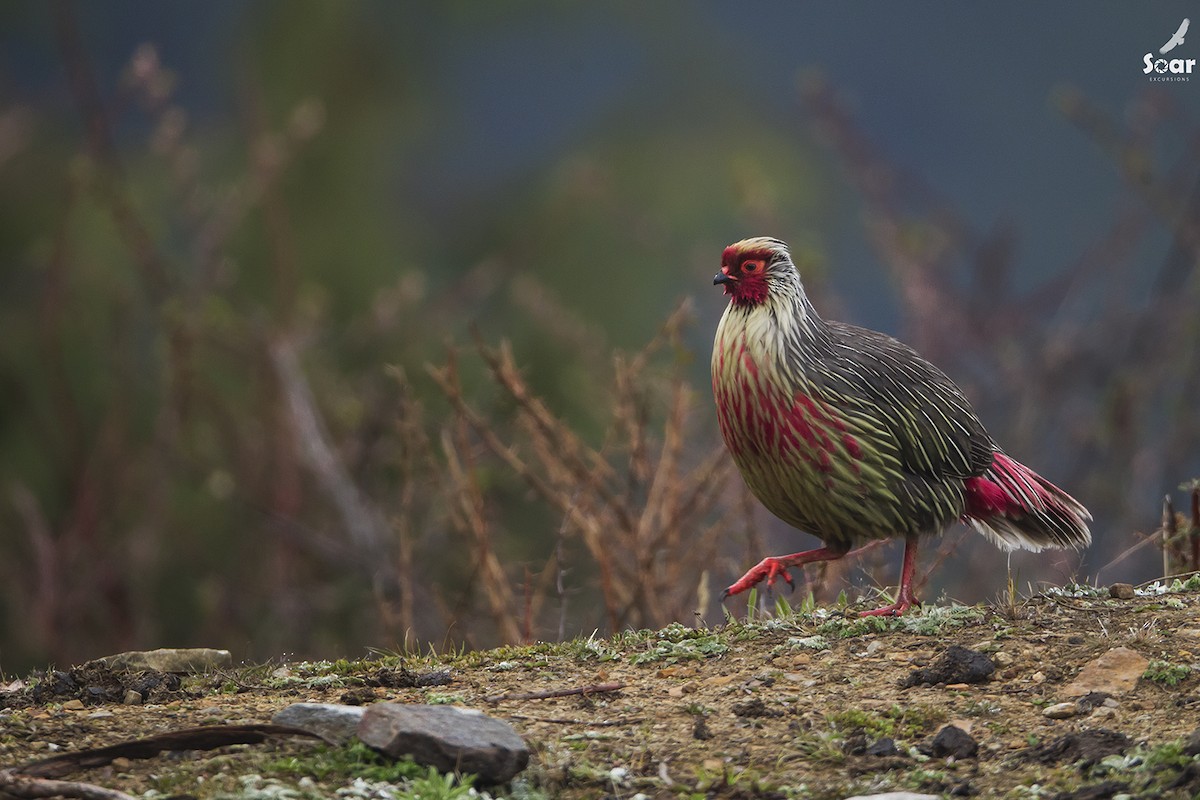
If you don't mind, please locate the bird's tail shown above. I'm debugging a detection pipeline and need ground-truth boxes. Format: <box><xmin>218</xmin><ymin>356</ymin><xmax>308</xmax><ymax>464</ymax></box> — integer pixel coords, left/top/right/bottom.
<box><xmin>962</xmin><ymin>452</ymin><xmax>1092</xmax><ymax>552</ymax></box>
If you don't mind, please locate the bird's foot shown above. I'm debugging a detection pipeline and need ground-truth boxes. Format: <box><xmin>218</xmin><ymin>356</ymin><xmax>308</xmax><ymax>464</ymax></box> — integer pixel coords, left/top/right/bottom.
<box><xmin>721</xmin><ymin>557</ymin><xmax>794</xmax><ymax>599</ymax></box>
<box><xmin>858</xmin><ymin>591</ymin><xmax>918</xmax><ymax>618</ymax></box>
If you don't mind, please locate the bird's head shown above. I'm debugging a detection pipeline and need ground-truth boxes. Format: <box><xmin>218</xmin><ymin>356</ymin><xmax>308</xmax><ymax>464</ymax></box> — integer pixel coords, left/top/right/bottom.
<box><xmin>713</xmin><ymin>237</ymin><xmax>796</xmax><ymax>308</ymax></box>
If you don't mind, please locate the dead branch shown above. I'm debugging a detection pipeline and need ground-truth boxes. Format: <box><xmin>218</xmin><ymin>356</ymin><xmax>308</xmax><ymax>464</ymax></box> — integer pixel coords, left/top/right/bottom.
<box><xmin>484</xmin><ymin>681</ymin><xmax>626</xmax><ymax>704</ymax></box>
<box><xmin>14</xmin><ymin>725</ymin><xmax>323</xmax><ymax>780</ymax></box>
<box><xmin>0</xmin><ymin>770</ymin><xmax>137</xmax><ymax>800</ymax></box>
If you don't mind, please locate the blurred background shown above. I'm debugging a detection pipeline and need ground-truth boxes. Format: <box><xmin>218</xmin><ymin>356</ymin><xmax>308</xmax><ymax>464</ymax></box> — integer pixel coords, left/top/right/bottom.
<box><xmin>2</xmin><ymin>2</ymin><xmax>1198</xmax><ymax>674</ymax></box>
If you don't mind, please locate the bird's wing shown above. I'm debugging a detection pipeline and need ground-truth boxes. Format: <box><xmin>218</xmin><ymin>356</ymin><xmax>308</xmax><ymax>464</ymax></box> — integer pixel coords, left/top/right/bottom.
<box><xmin>1161</xmin><ymin>19</ymin><xmax>1189</xmax><ymax>53</ymax></box>
<box><xmin>817</xmin><ymin>322</ymin><xmax>995</xmax><ymax>480</ymax></box>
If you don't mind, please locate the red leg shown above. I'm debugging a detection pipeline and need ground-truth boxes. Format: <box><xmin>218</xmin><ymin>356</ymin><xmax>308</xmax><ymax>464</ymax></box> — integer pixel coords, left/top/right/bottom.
<box><xmin>722</xmin><ymin>546</ymin><xmax>848</xmax><ymax>599</ymax></box>
<box><xmin>859</xmin><ymin>532</ymin><xmax>921</xmax><ymax>617</ymax></box>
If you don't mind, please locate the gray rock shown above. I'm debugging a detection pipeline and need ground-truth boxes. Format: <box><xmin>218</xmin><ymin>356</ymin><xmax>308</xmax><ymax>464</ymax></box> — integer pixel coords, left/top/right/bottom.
<box><xmin>272</xmin><ymin>703</ymin><xmax>367</xmax><ymax>745</ymax></box>
<box><xmin>358</xmin><ymin>703</ymin><xmax>528</xmax><ymax>784</ymax></box>
<box><xmin>122</xmin><ymin>690</ymin><xmax>143</xmax><ymax>705</ymax></box>
<box><xmin>91</xmin><ymin>648</ymin><xmax>232</xmax><ymax>673</ymax></box>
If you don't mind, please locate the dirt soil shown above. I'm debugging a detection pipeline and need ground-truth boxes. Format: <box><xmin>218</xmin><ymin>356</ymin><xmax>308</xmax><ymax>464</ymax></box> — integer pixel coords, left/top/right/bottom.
<box><xmin>3</xmin><ymin>586</ymin><xmax>1200</xmax><ymax>799</ymax></box>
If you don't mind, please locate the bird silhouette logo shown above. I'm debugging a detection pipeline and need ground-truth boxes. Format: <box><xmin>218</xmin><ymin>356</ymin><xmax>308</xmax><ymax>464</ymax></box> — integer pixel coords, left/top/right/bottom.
<box><xmin>1160</xmin><ymin>18</ymin><xmax>1189</xmax><ymax>54</ymax></box>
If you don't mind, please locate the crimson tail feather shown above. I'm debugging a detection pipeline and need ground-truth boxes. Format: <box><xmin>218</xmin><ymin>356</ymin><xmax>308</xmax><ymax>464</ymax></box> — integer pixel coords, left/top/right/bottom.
<box><xmin>962</xmin><ymin>453</ymin><xmax>1092</xmax><ymax>552</ymax></box>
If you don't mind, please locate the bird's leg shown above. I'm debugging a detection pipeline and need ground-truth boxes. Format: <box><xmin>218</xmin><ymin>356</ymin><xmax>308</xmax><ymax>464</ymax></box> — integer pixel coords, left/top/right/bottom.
<box><xmin>722</xmin><ymin>545</ymin><xmax>849</xmax><ymax>598</ymax></box>
<box><xmin>859</xmin><ymin>532</ymin><xmax>921</xmax><ymax>617</ymax></box>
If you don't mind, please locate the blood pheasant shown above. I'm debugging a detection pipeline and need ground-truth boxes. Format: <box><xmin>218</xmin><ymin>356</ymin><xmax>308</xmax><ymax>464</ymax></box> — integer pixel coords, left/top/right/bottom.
<box><xmin>711</xmin><ymin>237</ymin><xmax>1091</xmax><ymax>616</ymax></box>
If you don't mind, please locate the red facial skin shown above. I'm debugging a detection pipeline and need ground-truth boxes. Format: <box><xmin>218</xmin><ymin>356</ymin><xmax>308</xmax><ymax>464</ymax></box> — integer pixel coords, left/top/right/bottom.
<box><xmin>716</xmin><ymin>247</ymin><xmax>774</xmax><ymax>307</ymax></box>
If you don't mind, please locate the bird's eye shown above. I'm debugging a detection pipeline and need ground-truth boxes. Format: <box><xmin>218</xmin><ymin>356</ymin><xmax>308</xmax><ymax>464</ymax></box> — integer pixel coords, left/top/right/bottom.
<box><xmin>742</xmin><ymin>259</ymin><xmax>764</xmax><ymax>273</ymax></box>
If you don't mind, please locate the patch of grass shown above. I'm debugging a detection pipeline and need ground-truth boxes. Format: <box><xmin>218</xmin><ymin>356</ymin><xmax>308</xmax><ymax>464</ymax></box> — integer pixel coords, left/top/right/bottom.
<box><xmin>895</xmin><ymin>604</ymin><xmax>986</xmax><ymax>634</ymax></box>
<box><xmin>963</xmin><ymin>699</ymin><xmax>1003</xmax><ymax>717</ymax></box>
<box><xmin>266</xmin><ymin>741</ymin><xmax>428</xmax><ymax>784</ymax></box>
<box><xmin>1142</xmin><ymin>659</ymin><xmax>1192</xmax><ymax>686</ymax></box>
<box><xmin>424</xmin><ymin>692</ymin><xmax>467</xmax><ymax>704</ymax></box>
<box><xmin>784</xmin><ymin>635</ymin><xmax>831</xmax><ymax>651</ymax></box>
<box><xmin>628</xmin><ymin>623</ymin><xmax>729</xmax><ymax>665</ymax></box>
<box><xmin>792</xmin><ymin>729</ymin><xmax>848</xmax><ymax>765</ymax></box>
<box><xmin>817</xmin><ymin>614</ymin><xmax>896</xmax><ymax>640</ymax></box>
<box><xmin>399</xmin><ymin>765</ymin><xmax>477</xmax><ymax>800</ymax></box>
<box><xmin>825</xmin><ymin>704</ymin><xmax>946</xmax><ymax>743</ymax></box>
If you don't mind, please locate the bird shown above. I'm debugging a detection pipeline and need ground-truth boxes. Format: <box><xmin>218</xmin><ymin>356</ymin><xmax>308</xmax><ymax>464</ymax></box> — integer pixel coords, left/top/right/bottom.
<box><xmin>711</xmin><ymin>237</ymin><xmax>1091</xmax><ymax>616</ymax></box>
<box><xmin>1161</xmin><ymin>18</ymin><xmax>1189</xmax><ymax>54</ymax></box>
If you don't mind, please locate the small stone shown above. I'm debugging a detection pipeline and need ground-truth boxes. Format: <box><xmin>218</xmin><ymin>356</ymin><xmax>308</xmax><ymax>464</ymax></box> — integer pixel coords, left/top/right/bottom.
<box><xmin>1030</xmin><ymin>671</ymin><xmax>1046</xmax><ymax>684</ymax></box>
<box><xmin>61</xmin><ymin>699</ymin><xmax>85</xmax><ymax>710</ymax></box>
<box><xmin>928</xmin><ymin>724</ymin><xmax>978</xmax><ymax>759</ymax></box>
<box><xmin>904</xmin><ymin>645</ymin><xmax>994</xmax><ymax>687</ymax></box>
<box><xmin>340</xmin><ymin>687</ymin><xmax>378</xmax><ymax>706</ymax></box>
<box><xmin>1090</xmin><ymin>706</ymin><xmax>1117</xmax><ymax>721</ymax></box>
<box><xmin>122</xmin><ymin>690</ymin><xmax>143</xmax><ymax>705</ymax></box>
<box><xmin>272</xmin><ymin>703</ymin><xmax>367</xmax><ymax>745</ymax></box>
<box><xmin>1043</xmin><ymin>702</ymin><xmax>1079</xmax><ymax>720</ymax></box>
<box><xmin>1108</xmin><ymin>583</ymin><xmax>1135</xmax><ymax>600</ymax></box>
<box><xmin>91</xmin><ymin>648</ymin><xmax>232</xmax><ymax>674</ymax></box>
<box><xmin>1076</xmin><ymin>691</ymin><xmax>1111</xmax><ymax>712</ymax></box>
<box><xmin>865</xmin><ymin>737</ymin><xmax>901</xmax><ymax>757</ymax></box>
<box><xmin>358</xmin><ymin>703</ymin><xmax>528</xmax><ymax>784</ymax></box>
<box><xmin>992</xmin><ymin>651</ymin><xmax>1014</xmax><ymax>667</ymax></box>
<box><xmin>1064</xmin><ymin>647</ymin><xmax>1149</xmax><ymax>697</ymax></box>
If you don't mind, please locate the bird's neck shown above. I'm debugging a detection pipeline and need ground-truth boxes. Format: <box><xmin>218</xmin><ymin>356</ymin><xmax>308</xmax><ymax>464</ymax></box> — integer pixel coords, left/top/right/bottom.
<box><xmin>716</xmin><ymin>279</ymin><xmax>831</xmax><ymax>391</ymax></box>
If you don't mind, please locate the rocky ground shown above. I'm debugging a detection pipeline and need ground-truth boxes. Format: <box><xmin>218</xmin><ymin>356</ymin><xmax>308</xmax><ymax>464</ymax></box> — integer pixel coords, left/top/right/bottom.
<box><xmin>3</xmin><ymin>579</ymin><xmax>1200</xmax><ymax>799</ymax></box>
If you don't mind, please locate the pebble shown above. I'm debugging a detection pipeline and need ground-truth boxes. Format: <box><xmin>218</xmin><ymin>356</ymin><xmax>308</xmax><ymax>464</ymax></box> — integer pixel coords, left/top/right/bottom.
<box><xmin>1108</xmin><ymin>583</ymin><xmax>1135</xmax><ymax>600</ymax></box>
<box><xmin>1043</xmin><ymin>702</ymin><xmax>1079</xmax><ymax>720</ymax></box>
<box><xmin>866</xmin><ymin>737</ymin><xmax>901</xmax><ymax>757</ymax></box>
<box><xmin>928</xmin><ymin>724</ymin><xmax>978</xmax><ymax>759</ymax></box>
<box><xmin>992</xmin><ymin>651</ymin><xmax>1014</xmax><ymax>667</ymax></box>
<box><xmin>61</xmin><ymin>699</ymin><xmax>85</xmax><ymax>711</ymax></box>
<box><xmin>122</xmin><ymin>690</ymin><xmax>144</xmax><ymax>705</ymax></box>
